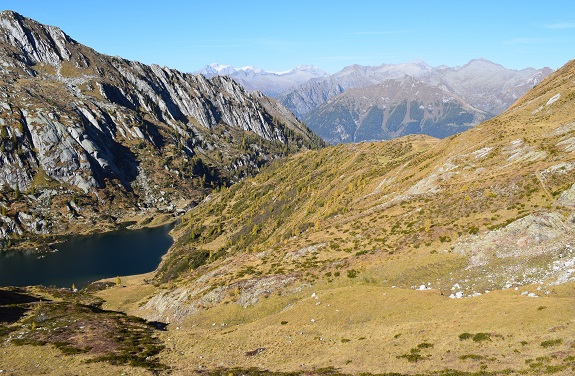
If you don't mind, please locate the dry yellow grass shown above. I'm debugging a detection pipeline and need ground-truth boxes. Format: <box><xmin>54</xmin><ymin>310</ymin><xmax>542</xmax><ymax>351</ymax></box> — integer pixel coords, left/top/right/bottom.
<box><xmin>155</xmin><ymin>281</ymin><xmax>575</xmax><ymax>375</ymax></box>
<box><xmin>134</xmin><ymin>59</ymin><xmax>575</xmax><ymax>375</ymax></box>
<box><xmin>2</xmin><ymin>277</ymin><xmax>573</xmax><ymax>375</ymax></box>
<box><xmin>96</xmin><ymin>272</ymin><xmax>158</xmax><ymax>316</ymax></box>
<box><xmin>0</xmin><ymin>344</ymin><xmax>154</xmax><ymax>376</ymax></box>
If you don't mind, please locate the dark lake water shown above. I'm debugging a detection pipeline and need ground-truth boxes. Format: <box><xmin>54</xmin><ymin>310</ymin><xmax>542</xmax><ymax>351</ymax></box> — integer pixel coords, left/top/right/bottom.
<box><xmin>0</xmin><ymin>223</ymin><xmax>174</xmax><ymax>289</ymax></box>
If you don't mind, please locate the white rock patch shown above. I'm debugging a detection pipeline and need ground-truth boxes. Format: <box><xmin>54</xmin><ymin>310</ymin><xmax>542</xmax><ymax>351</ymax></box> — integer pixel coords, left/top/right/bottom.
<box><xmin>546</xmin><ymin>93</ymin><xmax>561</xmax><ymax>106</ymax></box>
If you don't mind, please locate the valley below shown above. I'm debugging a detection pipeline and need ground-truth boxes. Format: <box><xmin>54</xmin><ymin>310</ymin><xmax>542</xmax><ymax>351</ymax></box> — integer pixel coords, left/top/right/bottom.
<box><xmin>1</xmin><ymin>10</ymin><xmax>575</xmax><ymax>376</ymax></box>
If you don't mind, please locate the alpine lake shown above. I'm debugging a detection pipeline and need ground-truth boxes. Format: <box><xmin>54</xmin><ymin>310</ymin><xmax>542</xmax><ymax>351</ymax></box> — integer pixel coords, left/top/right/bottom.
<box><xmin>0</xmin><ymin>222</ymin><xmax>175</xmax><ymax>289</ymax></box>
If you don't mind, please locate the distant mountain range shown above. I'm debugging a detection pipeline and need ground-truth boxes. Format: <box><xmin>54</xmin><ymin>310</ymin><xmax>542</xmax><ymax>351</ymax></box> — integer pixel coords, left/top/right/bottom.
<box><xmin>202</xmin><ymin>60</ymin><xmax>552</xmax><ymax>143</ymax></box>
<box><xmin>197</xmin><ymin>64</ymin><xmax>329</xmax><ymax>98</ymax></box>
<box><xmin>305</xmin><ymin>76</ymin><xmax>489</xmax><ymax>143</ymax></box>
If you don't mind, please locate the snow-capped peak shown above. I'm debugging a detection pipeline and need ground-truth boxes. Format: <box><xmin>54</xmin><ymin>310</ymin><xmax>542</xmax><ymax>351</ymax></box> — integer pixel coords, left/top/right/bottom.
<box><xmin>209</xmin><ymin>63</ymin><xmax>232</xmax><ymax>72</ymax></box>
<box><xmin>198</xmin><ymin>64</ymin><xmax>267</xmax><ymax>77</ymax></box>
<box><xmin>237</xmin><ymin>66</ymin><xmax>264</xmax><ymax>73</ymax></box>
<box><xmin>270</xmin><ymin>65</ymin><xmax>328</xmax><ymax>76</ymax></box>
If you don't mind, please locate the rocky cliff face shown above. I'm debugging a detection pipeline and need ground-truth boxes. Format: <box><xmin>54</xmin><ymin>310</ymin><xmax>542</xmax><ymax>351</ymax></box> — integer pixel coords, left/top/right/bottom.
<box><xmin>0</xmin><ymin>11</ymin><xmax>324</xmax><ymax>246</ymax></box>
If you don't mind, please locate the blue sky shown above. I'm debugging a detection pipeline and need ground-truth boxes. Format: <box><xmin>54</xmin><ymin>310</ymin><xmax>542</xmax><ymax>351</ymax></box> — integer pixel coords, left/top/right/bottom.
<box><xmin>2</xmin><ymin>1</ymin><xmax>575</xmax><ymax>73</ymax></box>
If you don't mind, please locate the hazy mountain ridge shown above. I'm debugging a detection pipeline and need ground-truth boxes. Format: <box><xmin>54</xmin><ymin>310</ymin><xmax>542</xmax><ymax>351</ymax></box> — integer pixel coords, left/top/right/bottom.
<box><xmin>195</xmin><ymin>60</ymin><xmax>550</xmax><ymax>145</ymax></box>
<box><xmin>197</xmin><ymin>63</ymin><xmax>329</xmax><ymax>98</ymax></box>
<box><xmin>282</xmin><ymin>59</ymin><xmax>552</xmax><ymax>118</ymax></box>
<box><xmin>304</xmin><ymin>75</ymin><xmax>489</xmax><ymax>143</ymax></box>
<box><xmin>278</xmin><ymin>61</ymin><xmax>434</xmax><ymax>118</ymax></box>
<box><xmin>427</xmin><ymin>58</ymin><xmax>553</xmax><ymax>114</ymax></box>
<box><xmin>0</xmin><ymin>11</ymin><xmax>324</xmax><ymax>245</ymax></box>
<box><xmin>278</xmin><ymin>59</ymin><xmax>552</xmax><ymax>144</ymax></box>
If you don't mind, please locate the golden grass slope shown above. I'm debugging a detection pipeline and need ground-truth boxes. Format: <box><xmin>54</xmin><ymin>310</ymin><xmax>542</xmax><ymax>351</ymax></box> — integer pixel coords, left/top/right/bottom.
<box><xmin>5</xmin><ymin>61</ymin><xmax>575</xmax><ymax>375</ymax></box>
<box><xmin>153</xmin><ymin>59</ymin><xmax>575</xmax><ymax>297</ymax></box>
<box><xmin>159</xmin><ymin>284</ymin><xmax>575</xmax><ymax>375</ymax></box>
<box><xmin>132</xmin><ymin>59</ymin><xmax>575</xmax><ymax>373</ymax></box>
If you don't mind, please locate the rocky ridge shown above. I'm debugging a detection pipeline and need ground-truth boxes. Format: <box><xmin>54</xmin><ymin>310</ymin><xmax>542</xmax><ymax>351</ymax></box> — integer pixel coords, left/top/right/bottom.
<box><xmin>0</xmin><ymin>11</ymin><xmax>324</xmax><ymax>246</ymax></box>
<box><xmin>282</xmin><ymin>59</ymin><xmax>552</xmax><ymax>119</ymax></box>
<box><xmin>281</xmin><ymin>60</ymin><xmax>434</xmax><ymax>117</ymax></box>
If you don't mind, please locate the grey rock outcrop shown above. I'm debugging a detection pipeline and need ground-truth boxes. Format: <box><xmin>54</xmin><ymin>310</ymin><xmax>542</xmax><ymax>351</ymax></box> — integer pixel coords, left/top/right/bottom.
<box><xmin>448</xmin><ymin>212</ymin><xmax>575</xmax><ymax>295</ymax></box>
<box><xmin>0</xmin><ymin>11</ymin><xmax>324</xmax><ymax>243</ymax></box>
<box><xmin>559</xmin><ymin>183</ymin><xmax>575</xmax><ymax>207</ymax></box>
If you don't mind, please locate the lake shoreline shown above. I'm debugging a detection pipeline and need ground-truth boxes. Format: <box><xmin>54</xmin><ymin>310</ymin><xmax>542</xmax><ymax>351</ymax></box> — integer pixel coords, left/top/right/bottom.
<box><xmin>0</xmin><ymin>221</ymin><xmax>176</xmax><ymax>289</ymax></box>
<box><xmin>1</xmin><ymin>211</ymin><xmax>181</xmax><ymax>256</ymax></box>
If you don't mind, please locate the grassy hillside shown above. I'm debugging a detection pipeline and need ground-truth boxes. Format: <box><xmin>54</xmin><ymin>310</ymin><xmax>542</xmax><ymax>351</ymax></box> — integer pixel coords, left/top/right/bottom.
<box><xmin>155</xmin><ymin>134</ymin><xmax>439</xmax><ymax>284</ymax></box>
<box><xmin>3</xmin><ymin>60</ymin><xmax>575</xmax><ymax>375</ymax></box>
<box><xmin>86</xmin><ymin>59</ymin><xmax>575</xmax><ymax>374</ymax></box>
<box><xmin>156</xmin><ymin>60</ymin><xmax>575</xmax><ymax>294</ymax></box>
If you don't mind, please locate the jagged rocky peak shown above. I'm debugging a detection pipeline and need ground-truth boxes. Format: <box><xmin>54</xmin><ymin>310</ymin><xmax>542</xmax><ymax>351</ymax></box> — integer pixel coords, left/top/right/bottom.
<box><xmin>0</xmin><ymin>11</ymin><xmax>324</xmax><ymax>245</ymax></box>
<box><xmin>0</xmin><ymin>10</ymin><xmax>87</xmax><ymax>69</ymax></box>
